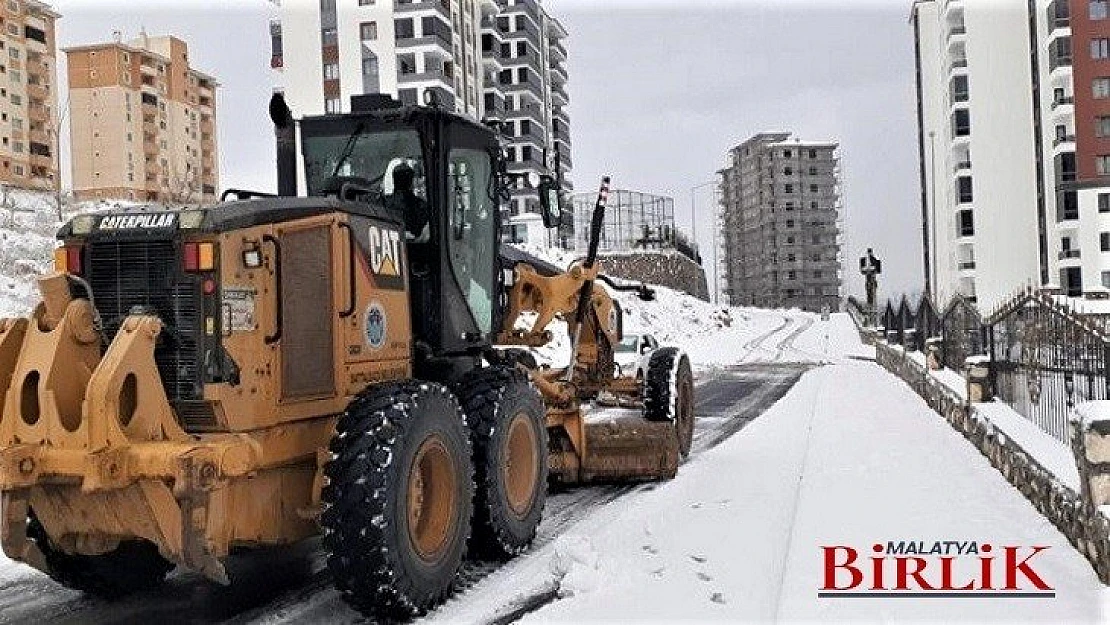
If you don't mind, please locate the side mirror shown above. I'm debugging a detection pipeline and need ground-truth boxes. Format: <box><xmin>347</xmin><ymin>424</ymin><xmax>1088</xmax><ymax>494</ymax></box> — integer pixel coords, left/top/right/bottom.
<box><xmin>537</xmin><ymin>175</ymin><xmax>562</xmax><ymax>228</ymax></box>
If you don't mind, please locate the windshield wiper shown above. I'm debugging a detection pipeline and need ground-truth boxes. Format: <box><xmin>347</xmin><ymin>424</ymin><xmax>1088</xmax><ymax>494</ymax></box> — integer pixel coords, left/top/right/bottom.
<box><xmin>330</xmin><ymin>122</ymin><xmax>367</xmax><ymax>179</ymax></box>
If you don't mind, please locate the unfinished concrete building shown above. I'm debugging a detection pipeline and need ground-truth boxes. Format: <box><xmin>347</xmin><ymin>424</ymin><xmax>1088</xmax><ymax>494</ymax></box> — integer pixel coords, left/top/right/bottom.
<box><xmin>718</xmin><ymin>132</ymin><xmax>842</xmax><ymax>312</ymax></box>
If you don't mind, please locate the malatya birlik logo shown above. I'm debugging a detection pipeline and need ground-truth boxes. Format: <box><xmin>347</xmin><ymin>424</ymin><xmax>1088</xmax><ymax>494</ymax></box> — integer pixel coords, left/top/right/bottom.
<box><xmin>819</xmin><ymin>541</ymin><xmax>1055</xmax><ymax>598</ymax></box>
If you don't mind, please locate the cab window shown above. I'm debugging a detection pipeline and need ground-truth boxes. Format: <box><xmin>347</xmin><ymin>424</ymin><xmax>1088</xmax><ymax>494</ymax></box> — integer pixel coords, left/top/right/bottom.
<box><xmin>447</xmin><ymin>148</ymin><xmax>495</xmax><ymax>334</ymax></box>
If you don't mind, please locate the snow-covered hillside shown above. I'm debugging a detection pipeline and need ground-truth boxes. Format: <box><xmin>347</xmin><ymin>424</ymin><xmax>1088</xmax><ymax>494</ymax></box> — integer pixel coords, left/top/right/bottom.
<box><xmin>0</xmin><ymin>192</ymin><xmax>160</xmax><ymax>316</ymax></box>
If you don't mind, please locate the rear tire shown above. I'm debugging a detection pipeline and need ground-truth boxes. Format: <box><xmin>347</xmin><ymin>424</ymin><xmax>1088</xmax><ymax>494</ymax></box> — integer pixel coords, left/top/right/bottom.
<box><xmin>643</xmin><ymin>347</ymin><xmax>695</xmax><ymax>458</ymax></box>
<box><xmin>26</xmin><ymin>515</ymin><xmax>174</xmax><ymax>599</ymax></box>
<box><xmin>322</xmin><ymin>381</ymin><xmax>473</xmax><ymax>620</ymax></box>
<box><xmin>455</xmin><ymin>367</ymin><xmax>548</xmax><ymax>559</ymax></box>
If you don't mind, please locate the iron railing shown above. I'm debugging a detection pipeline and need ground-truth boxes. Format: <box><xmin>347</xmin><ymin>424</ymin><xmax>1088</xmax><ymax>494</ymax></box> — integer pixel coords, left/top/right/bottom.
<box><xmin>987</xmin><ymin>290</ymin><xmax>1110</xmax><ymax>442</ymax></box>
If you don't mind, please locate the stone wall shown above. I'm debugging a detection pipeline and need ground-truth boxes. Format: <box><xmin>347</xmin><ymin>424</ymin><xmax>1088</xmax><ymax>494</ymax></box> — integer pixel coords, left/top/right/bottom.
<box><xmin>597</xmin><ymin>251</ymin><xmax>708</xmax><ymax>301</ymax></box>
<box><xmin>875</xmin><ymin>343</ymin><xmax>1110</xmax><ymax>583</ymax></box>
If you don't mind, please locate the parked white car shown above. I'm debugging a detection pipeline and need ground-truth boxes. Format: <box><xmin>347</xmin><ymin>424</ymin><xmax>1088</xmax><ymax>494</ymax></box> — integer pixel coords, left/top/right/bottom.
<box><xmin>614</xmin><ymin>332</ymin><xmax>660</xmax><ymax>379</ymax></box>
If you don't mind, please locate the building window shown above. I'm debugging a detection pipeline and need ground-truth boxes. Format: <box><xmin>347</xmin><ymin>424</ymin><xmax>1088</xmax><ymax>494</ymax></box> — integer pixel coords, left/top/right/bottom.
<box><xmin>1094</xmin><ymin>77</ymin><xmax>1110</xmax><ymax>99</ymax></box>
<box><xmin>957</xmin><ymin>209</ymin><xmax>974</xmax><ymax>236</ymax></box>
<box><xmin>1098</xmin><ymin>116</ymin><xmax>1110</xmax><ymax>138</ymax></box>
<box><xmin>1097</xmin><ymin>155</ymin><xmax>1110</xmax><ymax>175</ymax></box>
<box><xmin>809</xmin><ymin>184</ymin><xmax>818</xmax><ymax>193</ymax></box>
<box><xmin>1093</xmin><ymin>38</ymin><xmax>1110</xmax><ymax>59</ymax></box>
<box><xmin>360</xmin><ymin>21</ymin><xmax>377</xmax><ymax>40</ymax></box>
<box><xmin>395</xmin><ymin>18</ymin><xmax>414</xmax><ymax>39</ymax></box>
<box><xmin>952</xmin><ymin>108</ymin><xmax>971</xmax><ymax>136</ymax></box>
<box><xmin>359</xmin><ymin>0</ymin><xmax>375</xmax><ymax>4</ymax></box>
<box><xmin>957</xmin><ymin>176</ymin><xmax>973</xmax><ymax>203</ymax></box>
<box><xmin>1102</xmin><ymin>232</ymin><xmax>1110</xmax><ymax>251</ymax></box>
<box><xmin>950</xmin><ymin>74</ymin><xmax>969</xmax><ymax>102</ymax></box>
<box><xmin>1100</xmin><ymin>193</ymin><xmax>1110</xmax><ymax>212</ymax></box>
<box><xmin>1093</xmin><ymin>0</ymin><xmax>1109</xmax><ymax>20</ymax></box>
<box><xmin>323</xmin><ymin>62</ymin><xmax>339</xmax><ymax>79</ymax></box>
<box><xmin>784</xmin><ymin>184</ymin><xmax>793</xmax><ymax>194</ymax></box>
<box><xmin>325</xmin><ymin>97</ymin><xmax>341</xmax><ymax>114</ymax></box>
<box><xmin>809</xmin><ymin>149</ymin><xmax>817</xmax><ymax>158</ymax></box>
<box><xmin>321</xmin><ymin>28</ymin><xmax>338</xmax><ymax>46</ymax></box>
<box><xmin>783</xmin><ymin>150</ymin><xmax>792</xmax><ymax>158</ymax></box>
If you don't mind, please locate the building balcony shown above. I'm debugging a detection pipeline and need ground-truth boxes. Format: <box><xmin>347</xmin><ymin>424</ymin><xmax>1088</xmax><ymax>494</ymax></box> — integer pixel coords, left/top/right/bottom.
<box><xmin>1059</xmin><ymin>248</ymin><xmax>1082</xmax><ymax>264</ymax></box>
<box><xmin>505</xmin><ymin>101</ymin><xmax>544</xmax><ymax>125</ymax></box>
<box><xmin>505</xmin><ymin>73</ymin><xmax>543</xmax><ymax>101</ymax></box>
<box><xmin>398</xmin><ymin>68</ymin><xmax>452</xmax><ymax>85</ymax></box>
<box><xmin>394</xmin><ymin>0</ymin><xmax>450</xmax><ymax>20</ymax></box>
<box><xmin>396</xmin><ymin>31</ymin><xmax>452</xmax><ymax>52</ymax></box>
<box><xmin>1053</xmin><ymin>134</ymin><xmax>1076</xmax><ymax>154</ymax></box>
<box><xmin>1052</xmin><ymin>95</ymin><xmax>1074</xmax><ymax>112</ymax></box>
<box><xmin>949</xmin><ymin>57</ymin><xmax>968</xmax><ymax>74</ymax></box>
<box><xmin>550</xmin><ymin>81</ymin><xmax>568</xmax><ymax>106</ymax></box>
<box><xmin>958</xmin><ymin>260</ymin><xmax>977</xmax><ymax>272</ymax></box>
<box><xmin>550</xmin><ymin>61</ymin><xmax>568</xmax><ymax>83</ymax></box>
<box><xmin>953</xmin><ymin>160</ymin><xmax>971</xmax><ymax>173</ymax></box>
<box><xmin>946</xmin><ymin>25</ymin><xmax>967</xmax><ymax>44</ymax></box>
<box><xmin>549</xmin><ymin>39</ymin><xmax>567</xmax><ymax>61</ymax></box>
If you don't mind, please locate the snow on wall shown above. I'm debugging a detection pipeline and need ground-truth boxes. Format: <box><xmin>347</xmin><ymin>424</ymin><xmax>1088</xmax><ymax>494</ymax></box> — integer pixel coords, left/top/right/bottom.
<box><xmin>876</xmin><ymin>342</ymin><xmax>1110</xmax><ymax>584</ymax></box>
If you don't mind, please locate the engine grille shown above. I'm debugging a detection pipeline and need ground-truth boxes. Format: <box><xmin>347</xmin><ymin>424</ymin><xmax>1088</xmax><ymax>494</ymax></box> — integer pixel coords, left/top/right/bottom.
<box><xmin>87</xmin><ymin>240</ymin><xmax>202</xmax><ymax>402</ymax></box>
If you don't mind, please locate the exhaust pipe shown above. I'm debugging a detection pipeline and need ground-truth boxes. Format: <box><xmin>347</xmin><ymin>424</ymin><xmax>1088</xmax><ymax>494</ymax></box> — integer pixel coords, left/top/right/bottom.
<box><xmin>269</xmin><ymin>93</ymin><xmax>297</xmax><ymax>197</ymax></box>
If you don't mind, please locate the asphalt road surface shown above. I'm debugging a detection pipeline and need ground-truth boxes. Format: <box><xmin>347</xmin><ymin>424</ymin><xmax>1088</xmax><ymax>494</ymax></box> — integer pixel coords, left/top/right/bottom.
<box><xmin>0</xmin><ymin>359</ymin><xmax>810</xmax><ymax>625</ymax></box>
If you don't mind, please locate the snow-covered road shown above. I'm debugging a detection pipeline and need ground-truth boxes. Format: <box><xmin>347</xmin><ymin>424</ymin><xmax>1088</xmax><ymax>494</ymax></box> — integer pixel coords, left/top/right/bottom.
<box><xmin>418</xmin><ymin>314</ymin><xmax>1108</xmax><ymax>624</ymax></box>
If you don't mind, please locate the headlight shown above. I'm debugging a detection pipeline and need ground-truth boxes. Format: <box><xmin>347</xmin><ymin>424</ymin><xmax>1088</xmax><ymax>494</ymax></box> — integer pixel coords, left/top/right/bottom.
<box><xmin>179</xmin><ymin>209</ymin><xmax>206</xmax><ymax>229</ymax></box>
<box><xmin>70</xmin><ymin>214</ymin><xmax>96</xmax><ymax>235</ymax></box>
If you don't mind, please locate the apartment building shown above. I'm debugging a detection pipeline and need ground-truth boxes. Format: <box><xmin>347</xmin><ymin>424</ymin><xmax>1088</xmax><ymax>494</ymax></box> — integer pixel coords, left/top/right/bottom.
<box><xmin>481</xmin><ymin>0</ymin><xmax>572</xmax><ymax>245</ymax></box>
<box><xmin>272</xmin><ymin>0</ymin><xmax>486</xmax><ymax>119</ymax></box>
<box><xmin>66</xmin><ymin>34</ymin><xmax>219</xmax><ymax>203</ymax></box>
<box><xmin>912</xmin><ymin>0</ymin><xmax>1110</xmax><ymax>309</ymax></box>
<box><xmin>718</xmin><ymin>133</ymin><xmax>843</xmax><ymax>312</ymax></box>
<box><xmin>0</xmin><ymin>0</ymin><xmax>60</xmax><ymax>191</ymax></box>
<box><xmin>271</xmin><ymin>0</ymin><xmax>572</xmax><ymax>244</ymax></box>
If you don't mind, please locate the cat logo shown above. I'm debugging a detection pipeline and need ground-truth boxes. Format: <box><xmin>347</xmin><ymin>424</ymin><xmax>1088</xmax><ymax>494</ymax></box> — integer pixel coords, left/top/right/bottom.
<box><xmin>368</xmin><ymin>225</ymin><xmax>402</xmax><ymax>277</ymax></box>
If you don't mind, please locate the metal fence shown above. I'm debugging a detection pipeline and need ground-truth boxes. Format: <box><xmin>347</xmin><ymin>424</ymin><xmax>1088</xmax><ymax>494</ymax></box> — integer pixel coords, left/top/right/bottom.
<box><xmin>940</xmin><ymin>295</ymin><xmax>984</xmax><ymax>372</ymax></box>
<box><xmin>869</xmin><ymin>288</ymin><xmax>1110</xmax><ymax>443</ymax></box>
<box><xmin>987</xmin><ymin>290</ymin><xmax>1110</xmax><ymax>442</ymax></box>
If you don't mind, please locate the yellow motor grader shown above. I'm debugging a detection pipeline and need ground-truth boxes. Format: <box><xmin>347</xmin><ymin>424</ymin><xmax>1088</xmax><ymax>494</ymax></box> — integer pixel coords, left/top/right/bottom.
<box><xmin>0</xmin><ymin>93</ymin><xmax>694</xmax><ymax>619</ymax></box>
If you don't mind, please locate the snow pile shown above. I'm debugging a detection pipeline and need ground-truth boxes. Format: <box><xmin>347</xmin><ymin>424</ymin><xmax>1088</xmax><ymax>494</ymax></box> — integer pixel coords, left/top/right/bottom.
<box><xmin>0</xmin><ymin>192</ymin><xmax>150</xmax><ymax>317</ymax></box>
<box><xmin>549</xmin><ymin>536</ymin><xmax>601</xmax><ymax>598</ymax></box>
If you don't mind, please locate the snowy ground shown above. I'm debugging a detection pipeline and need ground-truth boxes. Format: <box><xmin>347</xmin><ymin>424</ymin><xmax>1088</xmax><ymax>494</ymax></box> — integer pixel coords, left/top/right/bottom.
<box><xmin>426</xmin><ymin>314</ymin><xmax>1108</xmax><ymax>624</ymax></box>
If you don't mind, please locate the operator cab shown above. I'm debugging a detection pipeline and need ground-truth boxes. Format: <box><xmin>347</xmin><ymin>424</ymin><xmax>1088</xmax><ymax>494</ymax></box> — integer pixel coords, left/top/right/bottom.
<box><xmin>277</xmin><ymin>93</ymin><xmax>510</xmax><ymax>379</ymax></box>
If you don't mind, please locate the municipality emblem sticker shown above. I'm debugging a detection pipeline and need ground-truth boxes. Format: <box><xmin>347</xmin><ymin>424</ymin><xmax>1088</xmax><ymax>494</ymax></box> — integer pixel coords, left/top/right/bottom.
<box><xmin>364</xmin><ymin>301</ymin><xmax>387</xmax><ymax>349</ymax></box>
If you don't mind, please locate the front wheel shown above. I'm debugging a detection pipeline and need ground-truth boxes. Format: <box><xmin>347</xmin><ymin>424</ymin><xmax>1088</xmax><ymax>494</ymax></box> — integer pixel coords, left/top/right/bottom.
<box><xmin>643</xmin><ymin>348</ymin><xmax>695</xmax><ymax>458</ymax></box>
<box><xmin>321</xmin><ymin>381</ymin><xmax>473</xmax><ymax>620</ymax></box>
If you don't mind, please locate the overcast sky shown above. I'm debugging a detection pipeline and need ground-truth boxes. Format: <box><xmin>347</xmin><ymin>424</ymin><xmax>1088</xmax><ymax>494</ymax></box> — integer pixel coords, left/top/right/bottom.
<box><xmin>52</xmin><ymin>0</ymin><xmax>922</xmax><ymax>301</ymax></box>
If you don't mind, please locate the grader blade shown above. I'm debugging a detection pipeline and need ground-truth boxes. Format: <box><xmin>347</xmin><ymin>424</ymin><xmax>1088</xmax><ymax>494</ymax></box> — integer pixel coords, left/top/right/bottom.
<box><xmin>579</xmin><ymin>420</ymin><xmax>679</xmax><ymax>482</ymax></box>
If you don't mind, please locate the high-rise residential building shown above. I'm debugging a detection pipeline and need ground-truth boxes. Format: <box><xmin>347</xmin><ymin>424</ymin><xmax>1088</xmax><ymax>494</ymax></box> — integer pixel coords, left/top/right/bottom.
<box><xmin>480</xmin><ymin>0</ymin><xmax>572</xmax><ymax>245</ymax></box>
<box><xmin>270</xmin><ymin>0</ymin><xmax>572</xmax><ymax>244</ymax></box>
<box><xmin>0</xmin><ymin>0</ymin><xmax>60</xmax><ymax>191</ymax></box>
<box><xmin>271</xmin><ymin>0</ymin><xmax>485</xmax><ymax>119</ymax></box>
<box><xmin>717</xmin><ymin>133</ymin><xmax>843</xmax><ymax>312</ymax></box>
<box><xmin>912</xmin><ymin>0</ymin><xmax>1110</xmax><ymax>309</ymax></box>
<box><xmin>66</xmin><ymin>34</ymin><xmax>219</xmax><ymax>203</ymax></box>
